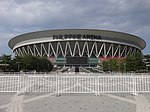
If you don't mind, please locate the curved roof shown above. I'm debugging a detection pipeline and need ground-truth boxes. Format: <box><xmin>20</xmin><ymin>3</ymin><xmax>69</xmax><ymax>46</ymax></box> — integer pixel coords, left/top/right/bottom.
<box><xmin>8</xmin><ymin>29</ymin><xmax>146</xmax><ymax>50</ymax></box>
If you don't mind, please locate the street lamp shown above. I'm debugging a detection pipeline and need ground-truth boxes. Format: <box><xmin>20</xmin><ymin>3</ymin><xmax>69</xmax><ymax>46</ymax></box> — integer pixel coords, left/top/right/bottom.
<box><xmin>108</xmin><ymin>64</ymin><xmax>111</xmax><ymax>73</ymax></box>
<box><xmin>17</xmin><ymin>62</ymin><xmax>20</xmax><ymax>72</ymax></box>
<box><xmin>124</xmin><ymin>63</ymin><xmax>126</xmax><ymax>74</ymax></box>
<box><xmin>36</xmin><ymin>63</ymin><xmax>39</xmax><ymax>72</ymax></box>
<box><xmin>47</xmin><ymin>63</ymin><xmax>49</xmax><ymax>71</ymax></box>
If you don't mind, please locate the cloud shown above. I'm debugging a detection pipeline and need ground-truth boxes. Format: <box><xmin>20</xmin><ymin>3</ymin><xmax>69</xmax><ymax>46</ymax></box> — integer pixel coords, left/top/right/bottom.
<box><xmin>0</xmin><ymin>32</ymin><xmax>15</xmax><ymax>54</ymax></box>
<box><xmin>0</xmin><ymin>0</ymin><xmax>150</xmax><ymax>55</ymax></box>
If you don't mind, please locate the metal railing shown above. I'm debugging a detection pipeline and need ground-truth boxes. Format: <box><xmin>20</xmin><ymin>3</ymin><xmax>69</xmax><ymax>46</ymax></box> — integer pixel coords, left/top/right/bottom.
<box><xmin>0</xmin><ymin>74</ymin><xmax>150</xmax><ymax>95</ymax></box>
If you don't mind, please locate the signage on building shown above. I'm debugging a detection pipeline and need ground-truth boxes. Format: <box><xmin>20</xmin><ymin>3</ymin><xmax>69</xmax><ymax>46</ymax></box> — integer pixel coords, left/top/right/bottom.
<box><xmin>53</xmin><ymin>34</ymin><xmax>102</xmax><ymax>40</ymax></box>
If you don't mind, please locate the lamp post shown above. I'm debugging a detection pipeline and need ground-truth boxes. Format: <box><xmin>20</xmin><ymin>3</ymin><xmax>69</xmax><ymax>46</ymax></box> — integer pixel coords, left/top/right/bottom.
<box><xmin>108</xmin><ymin>64</ymin><xmax>111</xmax><ymax>73</ymax></box>
<box><xmin>36</xmin><ymin>63</ymin><xmax>39</xmax><ymax>72</ymax></box>
<box><xmin>17</xmin><ymin>62</ymin><xmax>20</xmax><ymax>72</ymax></box>
<box><xmin>47</xmin><ymin>63</ymin><xmax>49</xmax><ymax>72</ymax></box>
<box><xmin>124</xmin><ymin>63</ymin><xmax>126</xmax><ymax>74</ymax></box>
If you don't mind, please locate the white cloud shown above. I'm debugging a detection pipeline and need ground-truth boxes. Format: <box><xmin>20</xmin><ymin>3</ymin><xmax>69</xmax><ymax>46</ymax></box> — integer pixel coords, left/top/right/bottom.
<box><xmin>0</xmin><ymin>0</ymin><xmax>150</xmax><ymax>55</ymax></box>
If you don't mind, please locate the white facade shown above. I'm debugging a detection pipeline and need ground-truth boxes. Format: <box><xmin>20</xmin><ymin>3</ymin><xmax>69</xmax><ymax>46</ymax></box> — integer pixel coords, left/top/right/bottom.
<box><xmin>13</xmin><ymin>40</ymin><xmax>140</xmax><ymax>58</ymax></box>
<box><xmin>9</xmin><ymin>29</ymin><xmax>146</xmax><ymax>59</ymax></box>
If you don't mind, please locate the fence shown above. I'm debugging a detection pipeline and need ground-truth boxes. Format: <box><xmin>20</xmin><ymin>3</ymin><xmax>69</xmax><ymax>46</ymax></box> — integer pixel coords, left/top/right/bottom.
<box><xmin>0</xmin><ymin>75</ymin><xmax>150</xmax><ymax>95</ymax></box>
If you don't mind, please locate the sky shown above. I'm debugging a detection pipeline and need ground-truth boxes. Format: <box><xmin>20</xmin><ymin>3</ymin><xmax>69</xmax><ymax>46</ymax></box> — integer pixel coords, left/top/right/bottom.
<box><xmin>0</xmin><ymin>0</ymin><xmax>150</xmax><ymax>55</ymax></box>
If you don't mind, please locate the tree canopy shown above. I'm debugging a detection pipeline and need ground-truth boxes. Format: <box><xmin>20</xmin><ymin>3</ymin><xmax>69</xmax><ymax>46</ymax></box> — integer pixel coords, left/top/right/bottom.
<box><xmin>102</xmin><ymin>58</ymin><xmax>125</xmax><ymax>72</ymax></box>
<box><xmin>0</xmin><ymin>54</ymin><xmax>53</xmax><ymax>72</ymax></box>
<box><xmin>102</xmin><ymin>53</ymin><xmax>146</xmax><ymax>73</ymax></box>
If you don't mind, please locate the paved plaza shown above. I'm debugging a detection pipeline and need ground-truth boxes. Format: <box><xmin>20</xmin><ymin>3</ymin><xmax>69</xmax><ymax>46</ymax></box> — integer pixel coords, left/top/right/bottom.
<box><xmin>0</xmin><ymin>74</ymin><xmax>150</xmax><ymax>112</ymax></box>
<box><xmin>0</xmin><ymin>93</ymin><xmax>150</xmax><ymax>112</ymax></box>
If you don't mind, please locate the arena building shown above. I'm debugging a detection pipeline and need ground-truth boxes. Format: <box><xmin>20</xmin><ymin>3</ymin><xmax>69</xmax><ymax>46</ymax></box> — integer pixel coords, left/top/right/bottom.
<box><xmin>8</xmin><ymin>29</ymin><xmax>146</xmax><ymax>66</ymax></box>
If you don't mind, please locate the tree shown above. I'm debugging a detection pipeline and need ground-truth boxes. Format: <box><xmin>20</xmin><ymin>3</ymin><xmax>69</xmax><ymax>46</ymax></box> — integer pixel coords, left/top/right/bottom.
<box><xmin>126</xmin><ymin>52</ymin><xmax>146</xmax><ymax>72</ymax></box>
<box><xmin>109</xmin><ymin>59</ymin><xmax>119</xmax><ymax>71</ymax></box>
<box><xmin>13</xmin><ymin>55</ymin><xmax>53</xmax><ymax>72</ymax></box>
<box><xmin>102</xmin><ymin>58</ymin><xmax>126</xmax><ymax>72</ymax></box>
<box><xmin>0</xmin><ymin>54</ymin><xmax>12</xmax><ymax>71</ymax></box>
<box><xmin>37</xmin><ymin>57</ymin><xmax>53</xmax><ymax>72</ymax></box>
<box><xmin>143</xmin><ymin>55</ymin><xmax>150</xmax><ymax>72</ymax></box>
<box><xmin>143</xmin><ymin>55</ymin><xmax>150</xmax><ymax>64</ymax></box>
<box><xmin>0</xmin><ymin>54</ymin><xmax>53</xmax><ymax>72</ymax></box>
<box><xmin>102</xmin><ymin>61</ymin><xmax>109</xmax><ymax>71</ymax></box>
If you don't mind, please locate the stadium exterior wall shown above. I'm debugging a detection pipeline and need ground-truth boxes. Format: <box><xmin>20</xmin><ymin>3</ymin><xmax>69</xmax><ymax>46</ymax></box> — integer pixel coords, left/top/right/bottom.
<box><xmin>8</xmin><ymin>29</ymin><xmax>146</xmax><ymax>65</ymax></box>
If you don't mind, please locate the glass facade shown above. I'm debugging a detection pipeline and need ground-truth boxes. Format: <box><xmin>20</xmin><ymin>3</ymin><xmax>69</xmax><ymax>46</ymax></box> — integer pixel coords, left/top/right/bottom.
<box><xmin>55</xmin><ymin>57</ymin><xmax>98</xmax><ymax>66</ymax></box>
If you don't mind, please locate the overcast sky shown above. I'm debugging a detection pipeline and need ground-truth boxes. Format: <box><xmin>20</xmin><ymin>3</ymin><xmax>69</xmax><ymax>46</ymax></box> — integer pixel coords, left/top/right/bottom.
<box><xmin>0</xmin><ymin>0</ymin><xmax>150</xmax><ymax>55</ymax></box>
